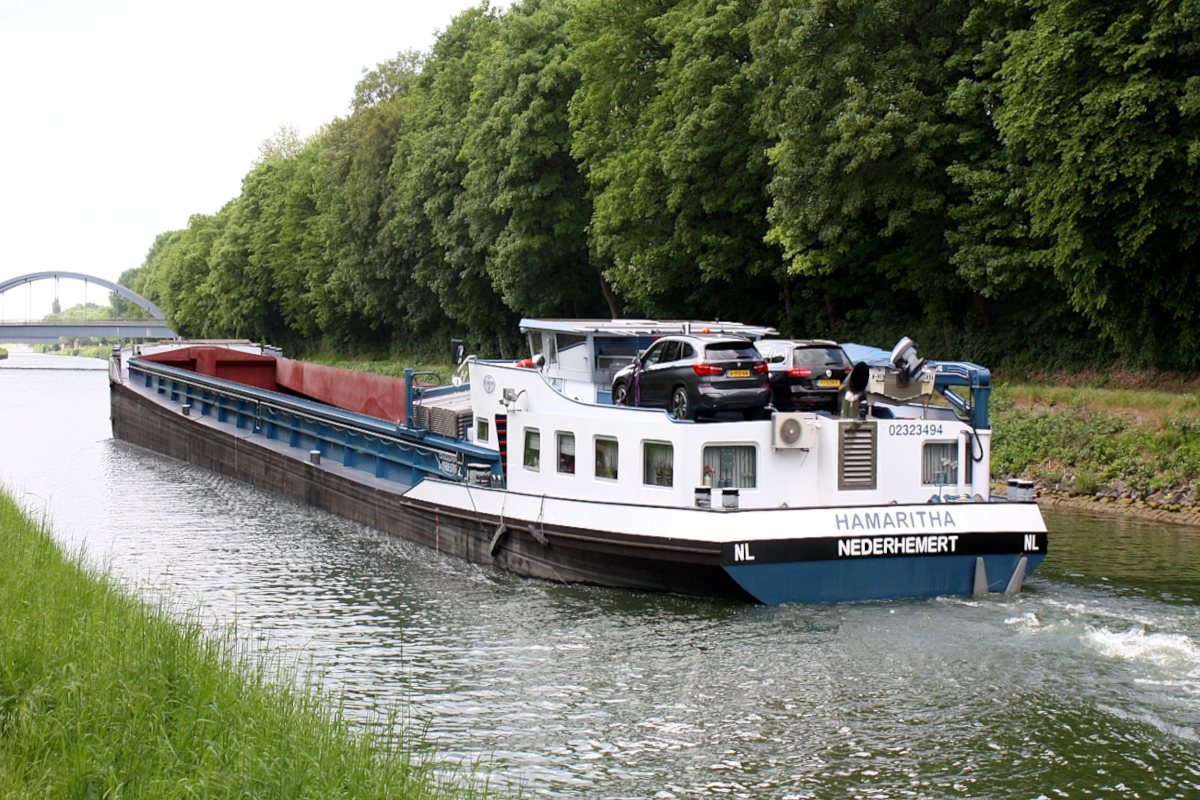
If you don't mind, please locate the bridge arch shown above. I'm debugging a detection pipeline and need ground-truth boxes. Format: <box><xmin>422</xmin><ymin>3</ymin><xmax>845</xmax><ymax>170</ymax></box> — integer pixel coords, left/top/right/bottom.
<box><xmin>0</xmin><ymin>271</ymin><xmax>167</xmax><ymax>321</ymax></box>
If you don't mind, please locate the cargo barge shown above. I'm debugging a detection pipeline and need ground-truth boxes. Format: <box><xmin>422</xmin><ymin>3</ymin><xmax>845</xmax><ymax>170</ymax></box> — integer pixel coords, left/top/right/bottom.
<box><xmin>109</xmin><ymin>320</ymin><xmax>1046</xmax><ymax>604</ymax></box>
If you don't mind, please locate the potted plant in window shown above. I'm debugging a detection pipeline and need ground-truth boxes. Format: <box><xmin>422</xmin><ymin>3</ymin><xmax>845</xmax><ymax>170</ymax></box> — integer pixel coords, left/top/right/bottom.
<box><xmin>655</xmin><ymin>463</ymin><xmax>673</xmax><ymax>486</ymax></box>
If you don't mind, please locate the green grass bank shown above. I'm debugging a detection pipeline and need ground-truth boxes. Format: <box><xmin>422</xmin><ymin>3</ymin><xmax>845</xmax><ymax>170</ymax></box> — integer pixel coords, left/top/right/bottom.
<box><xmin>991</xmin><ymin>381</ymin><xmax>1200</xmax><ymax>513</ymax></box>
<box><xmin>0</xmin><ymin>488</ymin><xmax>494</xmax><ymax>800</ymax></box>
<box><xmin>30</xmin><ymin>343</ymin><xmax>112</xmax><ymax>359</ymax></box>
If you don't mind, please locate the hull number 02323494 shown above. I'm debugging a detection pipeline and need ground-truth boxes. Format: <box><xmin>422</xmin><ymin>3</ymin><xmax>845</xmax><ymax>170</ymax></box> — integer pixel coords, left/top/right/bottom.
<box><xmin>888</xmin><ymin>423</ymin><xmax>944</xmax><ymax>436</ymax></box>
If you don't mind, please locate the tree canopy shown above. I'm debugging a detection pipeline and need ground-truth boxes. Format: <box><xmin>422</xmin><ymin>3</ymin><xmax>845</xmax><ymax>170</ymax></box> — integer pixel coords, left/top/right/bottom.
<box><xmin>124</xmin><ymin>0</ymin><xmax>1200</xmax><ymax>370</ymax></box>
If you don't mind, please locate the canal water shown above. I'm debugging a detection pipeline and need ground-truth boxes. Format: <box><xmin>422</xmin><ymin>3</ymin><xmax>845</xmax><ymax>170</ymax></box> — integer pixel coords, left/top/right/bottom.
<box><xmin>3</xmin><ymin>351</ymin><xmax>1199</xmax><ymax>798</ymax></box>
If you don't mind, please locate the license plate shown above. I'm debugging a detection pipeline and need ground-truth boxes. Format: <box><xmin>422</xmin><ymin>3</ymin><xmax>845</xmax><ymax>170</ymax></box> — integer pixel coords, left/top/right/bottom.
<box><xmin>817</xmin><ymin>379</ymin><xmax>841</xmax><ymax>387</ymax></box>
<box><xmin>728</xmin><ymin>370</ymin><xmax>751</xmax><ymax>378</ymax></box>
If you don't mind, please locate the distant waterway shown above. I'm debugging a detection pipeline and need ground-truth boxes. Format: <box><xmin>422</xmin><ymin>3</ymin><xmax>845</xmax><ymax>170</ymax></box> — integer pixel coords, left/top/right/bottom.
<box><xmin>2</xmin><ymin>350</ymin><xmax>1199</xmax><ymax>798</ymax></box>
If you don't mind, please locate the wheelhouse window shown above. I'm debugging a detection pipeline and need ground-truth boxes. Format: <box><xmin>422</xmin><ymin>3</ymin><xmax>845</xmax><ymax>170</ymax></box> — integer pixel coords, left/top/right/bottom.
<box><xmin>557</xmin><ymin>432</ymin><xmax>576</xmax><ymax>475</ymax></box>
<box><xmin>923</xmin><ymin>441</ymin><xmax>958</xmax><ymax>486</ymax></box>
<box><xmin>523</xmin><ymin>429</ymin><xmax>540</xmax><ymax>471</ymax></box>
<box><xmin>557</xmin><ymin>332</ymin><xmax>586</xmax><ymax>353</ymax></box>
<box><xmin>476</xmin><ymin>417</ymin><xmax>489</xmax><ymax>442</ymax></box>
<box><xmin>595</xmin><ymin>437</ymin><xmax>619</xmax><ymax>481</ymax></box>
<box><xmin>643</xmin><ymin>441</ymin><xmax>674</xmax><ymax>487</ymax></box>
<box><xmin>703</xmin><ymin>445</ymin><xmax>756</xmax><ymax>489</ymax></box>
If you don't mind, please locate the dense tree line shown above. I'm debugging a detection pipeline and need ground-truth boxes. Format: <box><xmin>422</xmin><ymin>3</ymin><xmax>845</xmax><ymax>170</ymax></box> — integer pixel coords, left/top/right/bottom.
<box><xmin>124</xmin><ymin>0</ymin><xmax>1200</xmax><ymax>368</ymax></box>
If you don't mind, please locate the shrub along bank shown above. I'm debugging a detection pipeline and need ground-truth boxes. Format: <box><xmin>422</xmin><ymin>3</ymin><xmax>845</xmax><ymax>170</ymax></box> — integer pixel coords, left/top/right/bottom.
<box><xmin>0</xmin><ymin>488</ymin><xmax>492</xmax><ymax>800</ymax></box>
<box><xmin>31</xmin><ymin>343</ymin><xmax>112</xmax><ymax>360</ymax></box>
<box><xmin>991</xmin><ymin>383</ymin><xmax>1200</xmax><ymax>515</ymax></box>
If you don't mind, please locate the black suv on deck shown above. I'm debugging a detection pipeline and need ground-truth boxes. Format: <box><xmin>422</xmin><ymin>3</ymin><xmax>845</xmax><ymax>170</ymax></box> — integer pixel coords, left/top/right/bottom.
<box><xmin>756</xmin><ymin>339</ymin><xmax>852</xmax><ymax>413</ymax></box>
<box><xmin>611</xmin><ymin>334</ymin><xmax>770</xmax><ymax>420</ymax></box>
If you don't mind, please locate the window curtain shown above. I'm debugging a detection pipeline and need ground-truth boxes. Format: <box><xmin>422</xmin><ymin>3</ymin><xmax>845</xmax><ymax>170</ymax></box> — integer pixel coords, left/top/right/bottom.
<box><xmin>524</xmin><ymin>429</ymin><xmax>540</xmax><ymax>469</ymax></box>
<box><xmin>643</xmin><ymin>442</ymin><xmax>673</xmax><ymax>486</ymax></box>
<box><xmin>703</xmin><ymin>445</ymin><xmax>756</xmax><ymax>488</ymax></box>
<box><xmin>922</xmin><ymin>442</ymin><xmax>958</xmax><ymax>485</ymax></box>
<box><xmin>558</xmin><ymin>432</ymin><xmax>575</xmax><ymax>474</ymax></box>
<box><xmin>596</xmin><ymin>437</ymin><xmax>619</xmax><ymax>480</ymax></box>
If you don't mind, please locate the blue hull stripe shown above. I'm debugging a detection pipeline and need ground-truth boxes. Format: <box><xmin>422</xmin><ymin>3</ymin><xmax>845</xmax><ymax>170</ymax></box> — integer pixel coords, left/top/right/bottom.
<box><xmin>725</xmin><ymin>553</ymin><xmax>1047</xmax><ymax>605</ymax></box>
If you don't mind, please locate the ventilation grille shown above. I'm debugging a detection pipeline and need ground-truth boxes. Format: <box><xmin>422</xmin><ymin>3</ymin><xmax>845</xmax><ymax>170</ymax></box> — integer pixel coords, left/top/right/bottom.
<box><xmin>839</xmin><ymin>422</ymin><xmax>877</xmax><ymax>490</ymax></box>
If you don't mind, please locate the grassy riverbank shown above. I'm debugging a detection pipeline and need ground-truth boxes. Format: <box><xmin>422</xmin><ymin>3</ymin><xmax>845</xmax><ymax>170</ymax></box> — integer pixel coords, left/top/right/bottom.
<box><xmin>0</xmin><ymin>489</ymin><xmax>491</xmax><ymax>800</ymax></box>
<box><xmin>30</xmin><ymin>343</ymin><xmax>112</xmax><ymax>359</ymax></box>
<box><xmin>992</xmin><ymin>380</ymin><xmax>1200</xmax><ymax>509</ymax></box>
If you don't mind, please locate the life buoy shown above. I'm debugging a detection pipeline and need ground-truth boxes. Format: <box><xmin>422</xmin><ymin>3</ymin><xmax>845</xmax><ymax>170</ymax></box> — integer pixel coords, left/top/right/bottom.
<box><xmin>515</xmin><ymin>353</ymin><xmax>546</xmax><ymax>369</ymax></box>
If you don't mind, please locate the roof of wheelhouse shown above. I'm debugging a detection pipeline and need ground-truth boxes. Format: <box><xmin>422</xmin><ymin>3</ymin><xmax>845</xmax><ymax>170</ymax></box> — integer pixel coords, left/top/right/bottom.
<box><xmin>519</xmin><ymin>318</ymin><xmax>779</xmax><ymax>340</ymax></box>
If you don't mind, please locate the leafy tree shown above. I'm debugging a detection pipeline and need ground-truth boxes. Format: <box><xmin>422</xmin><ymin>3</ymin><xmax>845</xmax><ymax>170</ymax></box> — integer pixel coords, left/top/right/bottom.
<box><xmin>44</xmin><ymin>302</ymin><xmax>118</xmax><ymax>322</ymax></box>
<box><xmin>460</xmin><ymin>0</ymin><xmax>605</xmax><ymax>322</ymax></box>
<box><xmin>145</xmin><ymin>212</ymin><xmax>226</xmax><ymax>337</ymax></box>
<box><xmin>752</xmin><ymin>0</ymin><xmax>983</xmax><ymax>344</ymax></box>
<box><xmin>998</xmin><ymin>0</ymin><xmax>1200</xmax><ymax>367</ymax></box>
<box><xmin>572</xmin><ymin>0</ymin><xmax>785</xmax><ymax>325</ymax></box>
<box><xmin>258</xmin><ymin>139</ymin><xmax>326</xmax><ymax>346</ymax></box>
<box><xmin>203</xmin><ymin>193</ymin><xmax>274</xmax><ymax>340</ymax></box>
<box><xmin>313</xmin><ymin>52</ymin><xmax>449</xmax><ymax>352</ymax></box>
<box><xmin>111</xmin><ymin>266</ymin><xmax>142</xmax><ymax>317</ymax></box>
<box><xmin>388</xmin><ymin>3</ymin><xmax>517</xmax><ymax>354</ymax></box>
<box><xmin>941</xmin><ymin>0</ymin><xmax>1051</xmax><ymax>302</ymax></box>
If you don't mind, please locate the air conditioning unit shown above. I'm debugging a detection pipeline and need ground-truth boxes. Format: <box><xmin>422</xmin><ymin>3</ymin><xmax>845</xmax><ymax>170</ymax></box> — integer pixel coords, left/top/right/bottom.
<box><xmin>773</xmin><ymin>412</ymin><xmax>818</xmax><ymax>450</ymax></box>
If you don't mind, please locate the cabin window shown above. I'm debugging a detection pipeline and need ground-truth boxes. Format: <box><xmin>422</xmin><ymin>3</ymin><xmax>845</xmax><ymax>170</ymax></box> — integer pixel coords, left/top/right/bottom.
<box><xmin>595</xmin><ymin>437</ymin><xmax>619</xmax><ymax>481</ymax></box>
<box><xmin>523</xmin><ymin>429</ymin><xmax>540</xmax><ymax>470</ymax></box>
<box><xmin>702</xmin><ymin>445</ymin><xmax>756</xmax><ymax>489</ymax></box>
<box><xmin>557</xmin><ymin>432</ymin><xmax>576</xmax><ymax>475</ymax></box>
<box><xmin>643</xmin><ymin>441</ymin><xmax>673</xmax><ymax>487</ymax></box>
<box><xmin>923</xmin><ymin>441</ymin><xmax>959</xmax><ymax>486</ymax></box>
<box><xmin>476</xmin><ymin>417</ymin><xmax>489</xmax><ymax>442</ymax></box>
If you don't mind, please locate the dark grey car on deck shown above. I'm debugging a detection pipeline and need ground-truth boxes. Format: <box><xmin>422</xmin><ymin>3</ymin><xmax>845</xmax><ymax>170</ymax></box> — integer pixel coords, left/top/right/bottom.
<box><xmin>756</xmin><ymin>339</ymin><xmax>852</xmax><ymax>413</ymax></box>
<box><xmin>611</xmin><ymin>334</ymin><xmax>770</xmax><ymax>420</ymax></box>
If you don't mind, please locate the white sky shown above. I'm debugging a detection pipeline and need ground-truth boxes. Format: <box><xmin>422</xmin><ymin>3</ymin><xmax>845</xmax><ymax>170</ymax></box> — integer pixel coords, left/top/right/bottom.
<box><xmin>0</xmin><ymin>0</ymin><xmax>481</xmax><ymax>319</ymax></box>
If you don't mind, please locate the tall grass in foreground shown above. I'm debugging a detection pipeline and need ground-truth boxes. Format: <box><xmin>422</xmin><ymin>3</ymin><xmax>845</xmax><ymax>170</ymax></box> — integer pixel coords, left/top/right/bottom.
<box><xmin>0</xmin><ymin>489</ymin><xmax>495</xmax><ymax>800</ymax></box>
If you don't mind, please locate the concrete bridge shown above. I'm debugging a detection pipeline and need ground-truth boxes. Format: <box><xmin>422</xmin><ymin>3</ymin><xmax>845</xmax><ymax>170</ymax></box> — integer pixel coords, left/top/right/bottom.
<box><xmin>0</xmin><ymin>271</ymin><xmax>177</xmax><ymax>340</ymax></box>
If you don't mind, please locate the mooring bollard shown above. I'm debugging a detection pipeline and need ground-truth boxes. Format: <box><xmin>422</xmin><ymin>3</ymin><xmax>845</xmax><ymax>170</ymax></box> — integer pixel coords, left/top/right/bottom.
<box><xmin>181</xmin><ymin>404</ymin><xmax>191</xmax><ymax>416</ymax></box>
<box><xmin>721</xmin><ymin>488</ymin><xmax>739</xmax><ymax>510</ymax></box>
<box><xmin>694</xmin><ymin>486</ymin><xmax>711</xmax><ymax>509</ymax></box>
<box><xmin>309</xmin><ymin>450</ymin><xmax>321</xmax><ymax>465</ymax></box>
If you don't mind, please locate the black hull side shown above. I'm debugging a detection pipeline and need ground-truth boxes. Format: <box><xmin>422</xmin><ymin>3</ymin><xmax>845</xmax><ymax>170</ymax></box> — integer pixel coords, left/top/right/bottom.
<box><xmin>111</xmin><ymin>382</ymin><xmax>755</xmax><ymax>603</ymax></box>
